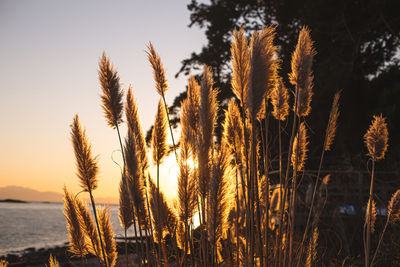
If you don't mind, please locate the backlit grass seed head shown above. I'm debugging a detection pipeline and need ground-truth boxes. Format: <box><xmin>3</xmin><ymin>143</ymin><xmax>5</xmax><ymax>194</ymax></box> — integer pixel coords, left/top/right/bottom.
<box><xmin>247</xmin><ymin>26</ymin><xmax>278</xmax><ymax>121</ymax></box>
<box><xmin>271</xmin><ymin>77</ymin><xmax>290</xmax><ymax>121</ymax></box>
<box><xmin>119</xmin><ymin>175</ymin><xmax>134</xmax><ymax>230</ymax></box>
<box><xmin>324</xmin><ymin>91</ymin><xmax>341</xmax><ymax>151</ymax></box>
<box><xmin>231</xmin><ymin>27</ymin><xmax>250</xmax><ymax>106</ymax></box>
<box><xmin>63</xmin><ymin>187</ymin><xmax>87</xmax><ymax>258</ymax></box>
<box><xmin>147</xmin><ymin>42</ymin><xmax>168</xmax><ymax>96</ymax></box>
<box><xmin>75</xmin><ymin>198</ymin><xmax>101</xmax><ymax>258</ymax></box>
<box><xmin>70</xmin><ymin>115</ymin><xmax>98</xmax><ymax>192</ymax></box>
<box><xmin>388</xmin><ymin>189</ymin><xmax>400</xmax><ymax>224</ymax></box>
<box><xmin>366</xmin><ymin>199</ymin><xmax>377</xmax><ymax>233</ymax></box>
<box><xmin>291</xmin><ymin>122</ymin><xmax>309</xmax><ymax>171</ymax></box>
<box><xmin>152</xmin><ymin>100</ymin><xmax>168</xmax><ymax>165</ymax></box>
<box><xmin>306</xmin><ymin>227</ymin><xmax>318</xmax><ymax>267</ymax></box>
<box><xmin>47</xmin><ymin>254</ymin><xmax>60</xmax><ymax>267</ymax></box>
<box><xmin>98</xmin><ymin>207</ymin><xmax>118</xmax><ymax>267</ymax></box>
<box><xmin>126</xmin><ymin>86</ymin><xmax>149</xmax><ymax>170</ymax></box>
<box><xmin>223</xmin><ymin>99</ymin><xmax>244</xmax><ymax>166</ymax></box>
<box><xmin>289</xmin><ymin>26</ymin><xmax>316</xmax><ymax>117</ymax></box>
<box><xmin>364</xmin><ymin>114</ymin><xmax>389</xmax><ymax>161</ymax></box>
<box><xmin>180</xmin><ymin>76</ymin><xmax>200</xmax><ymax>153</ymax></box>
<box><xmin>98</xmin><ymin>52</ymin><xmax>124</xmax><ymax>128</ymax></box>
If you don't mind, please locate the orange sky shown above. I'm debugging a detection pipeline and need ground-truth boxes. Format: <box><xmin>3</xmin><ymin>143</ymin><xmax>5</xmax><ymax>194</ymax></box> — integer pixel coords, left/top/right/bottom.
<box><xmin>0</xmin><ymin>1</ymin><xmax>206</xmax><ymax>201</ymax></box>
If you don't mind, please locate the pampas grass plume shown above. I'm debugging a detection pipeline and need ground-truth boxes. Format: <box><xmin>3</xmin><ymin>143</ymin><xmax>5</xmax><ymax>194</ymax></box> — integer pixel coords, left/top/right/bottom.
<box><xmin>46</xmin><ymin>254</ymin><xmax>59</xmax><ymax>267</ymax></box>
<box><xmin>271</xmin><ymin>77</ymin><xmax>290</xmax><ymax>121</ymax></box>
<box><xmin>119</xmin><ymin>175</ymin><xmax>134</xmax><ymax>230</ymax></box>
<box><xmin>152</xmin><ymin>100</ymin><xmax>168</xmax><ymax>165</ymax></box>
<box><xmin>324</xmin><ymin>91</ymin><xmax>341</xmax><ymax>151</ymax></box>
<box><xmin>147</xmin><ymin>42</ymin><xmax>168</xmax><ymax>96</ymax></box>
<box><xmin>291</xmin><ymin>122</ymin><xmax>309</xmax><ymax>171</ymax></box>
<box><xmin>364</xmin><ymin>114</ymin><xmax>389</xmax><ymax>161</ymax></box>
<box><xmin>98</xmin><ymin>52</ymin><xmax>124</xmax><ymax>128</ymax></box>
<box><xmin>98</xmin><ymin>207</ymin><xmax>118</xmax><ymax>267</ymax></box>
<box><xmin>247</xmin><ymin>26</ymin><xmax>278</xmax><ymax>121</ymax></box>
<box><xmin>388</xmin><ymin>189</ymin><xmax>400</xmax><ymax>224</ymax></box>
<box><xmin>289</xmin><ymin>26</ymin><xmax>316</xmax><ymax>117</ymax></box>
<box><xmin>70</xmin><ymin>115</ymin><xmax>98</xmax><ymax>192</ymax></box>
<box><xmin>366</xmin><ymin>199</ymin><xmax>377</xmax><ymax>233</ymax></box>
<box><xmin>63</xmin><ymin>187</ymin><xmax>87</xmax><ymax>258</ymax></box>
<box><xmin>231</xmin><ymin>27</ymin><xmax>250</xmax><ymax>106</ymax></box>
<box><xmin>126</xmin><ymin>86</ymin><xmax>149</xmax><ymax>170</ymax></box>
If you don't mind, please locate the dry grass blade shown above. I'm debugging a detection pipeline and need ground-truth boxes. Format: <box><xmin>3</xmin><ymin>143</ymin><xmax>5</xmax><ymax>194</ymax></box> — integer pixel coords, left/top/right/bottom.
<box><xmin>289</xmin><ymin>26</ymin><xmax>316</xmax><ymax>117</ymax></box>
<box><xmin>364</xmin><ymin>114</ymin><xmax>389</xmax><ymax>161</ymax></box>
<box><xmin>119</xmin><ymin>175</ymin><xmax>134</xmax><ymax>230</ymax></box>
<box><xmin>231</xmin><ymin>27</ymin><xmax>250</xmax><ymax>106</ymax></box>
<box><xmin>98</xmin><ymin>207</ymin><xmax>118</xmax><ymax>267</ymax></box>
<box><xmin>152</xmin><ymin>100</ymin><xmax>168</xmax><ymax>165</ymax></box>
<box><xmin>147</xmin><ymin>42</ymin><xmax>168</xmax><ymax>96</ymax></box>
<box><xmin>126</xmin><ymin>86</ymin><xmax>149</xmax><ymax>170</ymax></box>
<box><xmin>291</xmin><ymin>122</ymin><xmax>309</xmax><ymax>171</ymax></box>
<box><xmin>271</xmin><ymin>77</ymin><xmax>290</xmax><ymax>121</ymax></box>
<box><xmin>388</xmin><ymin>189</ymin><xmax>400</xmax><ymax>224</ymax></box>
<box><xmin>247</xmin><ymin>26</ymin><xmax>278</xmax><ymax>121</ymax></box>
<box><xmin>75</xmin><ymin>198</ymin><xmax>101</xmax><ymax>259</ymax></box>
<box><xmin>207</xmin><ymin>145</ymin><xmax>232</xmax><ymax>245</ymax></box>
<box><xmin>98</xmin><ymin>52</ymin><xmax>124</xmax><ymax>128</ymax></box>
<box><xmin>366</xmin><ymin>199</ymin><xmax>377</xmax><ymax>233</ymax></box>
<box><xmin>63</xmin><ymin>187</ymin><xmax>87</xmax><ymax>258</ymax></box>
<box><xmin>70</xmin><ymin>115</ymin><xmax>98</xmax><ymax>192</ymax></box>
<box><xmin>324</xmin><ymin>91</ymin><xmax>341</xmax><ymax>151</ymax></box>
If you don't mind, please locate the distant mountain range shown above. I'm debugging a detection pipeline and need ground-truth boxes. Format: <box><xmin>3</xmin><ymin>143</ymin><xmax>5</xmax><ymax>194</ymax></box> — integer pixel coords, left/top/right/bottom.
<box><xmin>0</xmin><ymin>186</ymin><xmax>118</xmax><ymax>204</ymax></box>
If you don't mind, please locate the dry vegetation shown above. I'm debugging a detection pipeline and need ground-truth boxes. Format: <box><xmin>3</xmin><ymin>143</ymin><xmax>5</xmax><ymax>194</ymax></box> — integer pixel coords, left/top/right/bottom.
<box><xmin>60</xmin><ymin>26</ymin><xmax>398</xmax><ymax>267</ymax></box>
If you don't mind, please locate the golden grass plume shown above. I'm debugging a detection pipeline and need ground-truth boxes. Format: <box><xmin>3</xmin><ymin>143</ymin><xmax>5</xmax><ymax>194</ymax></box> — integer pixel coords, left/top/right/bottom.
<box><xmin>247</xmin><ymin>26</ymin><xmax>278</xmax><ymax>121</ymax></box>
<box><xmin>388</xmin><ymin>189</ymin><xmax>400</xmax><ymax>224</ymax></box>
<box><xmin>223</xmin><ymin>99</ymin><xmax>245</xmax><ymax>166</ymax></box>
<box><xmin>0</xmin><ymin>260</ymin><xmax>8</xmax><ymax>267</ymax></box>
<box><xmin>366</xmin><ymin>199</ymin><xmax>377</xmax><ymax>233</ymax></box>
<box><xmin>306</xmin><ymin>227</ymin><xmax>318</xmax><ymax>267</ymax></box>
<box><xmin>289</xmin><ymin>26</ymin><xmax>316</xmax><ymax>117</ymax></box>
<box><xmin>177</xmin><ymin>140</ymin><xmax>198</xmax><ymax>223</ymax></box>
<box><xmin>324</xmin><ymin>91</ymin><xmax>341</xmax><ymax>151</ymax></box>
<box><xmin>152</xmin><ymin>100</ymin><xmax>168</xmax><ymax>165</ymax></box>
<box><xmin>75</xmin><ymin>198</ymin><xmax>101</xmax><ymax>259</ymax></box>
<box><xmin>98</xmin><ymin>52</ymin><xmax>124</xmax><ymax>128</ymax></box>
<box><xmin>98</xmin><ymin>207</ymin><xmax>118</xmax><ymax>267</ymax></box>
<box><xmin>147</xmin><ymin>42</ymin><xmax>168</xmax><ymax>96</ymax></box>
<box><xmin>207</xmin><ymin>145</ymin><xmax>233</xmax><ymax>245</ymax></box>
<box><xmin>125</xmin><ymin>86</ymin><xmax>149</xmax><ymax>170</ymax></box>
<box><xmin>198</xmin><ymin>65</ymin><xmax>219</xmax><ymax>200</ymax></box>
<box><xmin>180</xmin><ymin>76</ymin><xmax>200</xmax><ymax>153</ymax></box>
<box><xmin>63</xmin><ymin>187</ymin><xmax>87</xmax><ymax>258</ymax></box>
<box><xmin>271</xmin><ymin>77</ymin><xmax>290</xmax><ymax>121</ymax></box>
<box><xmin>364</xmin><ymin>114</ymin><xmax>389</xmax><ymax>161</ymax></box>
<box><xmin>70</xmin><ymin>115</ymin><xmax>98</xmax><ymax>192</ymax></box>
<box><xmin>231</xmin><ymin>27</ymin><xmax>250</xmax><ymax>106</ymax></box>
<box><xmin>291</xmin><ymin>122</ymin><xmax>309</xmax><ymax>171</ymax></box>
<box><xmin>46</xmin><ymin>254</ymin><xmax>60</xmax><ymax>267</ymax></box>
<box><xmin>118</xmin><ymin>175</ymin><xmax>134</xmax><ymax>230</ymax></box>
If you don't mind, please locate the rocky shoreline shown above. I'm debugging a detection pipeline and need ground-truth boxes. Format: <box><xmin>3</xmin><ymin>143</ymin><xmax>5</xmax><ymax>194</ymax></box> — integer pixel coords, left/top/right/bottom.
<box><xmin>1</xmin><ymin>242</ymin><xmax>139</xmax><ymax>266</ymax></box>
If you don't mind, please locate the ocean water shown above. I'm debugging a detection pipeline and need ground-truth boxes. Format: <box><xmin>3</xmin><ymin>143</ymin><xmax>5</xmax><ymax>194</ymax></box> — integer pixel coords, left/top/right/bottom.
<box><xmin>0</xmin><ymin>202</ymin><xmax>131</xmax><ymax>256</ymax></box>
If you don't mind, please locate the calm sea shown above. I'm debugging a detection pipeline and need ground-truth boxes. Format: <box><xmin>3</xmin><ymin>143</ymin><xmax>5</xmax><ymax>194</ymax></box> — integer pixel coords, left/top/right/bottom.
<box><xmin>0</xmin><ymin>202</ymin><xmax>132</xmax><ymax>256</ymax></box>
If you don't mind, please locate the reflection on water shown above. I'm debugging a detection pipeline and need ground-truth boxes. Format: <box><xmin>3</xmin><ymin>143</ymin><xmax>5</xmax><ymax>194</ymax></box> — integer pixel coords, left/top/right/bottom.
<box><xmin>0</xmin><ymin>202</ymin><xmax>132</xmax><ymax>255</ymax></box>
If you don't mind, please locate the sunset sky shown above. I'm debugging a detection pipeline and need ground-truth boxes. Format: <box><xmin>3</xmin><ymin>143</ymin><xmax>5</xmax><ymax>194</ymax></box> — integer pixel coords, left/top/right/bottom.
<box><xmin>0</xmin><ymin>1</ymin><xmax>206</xmax><ymax>202</ymax></box>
